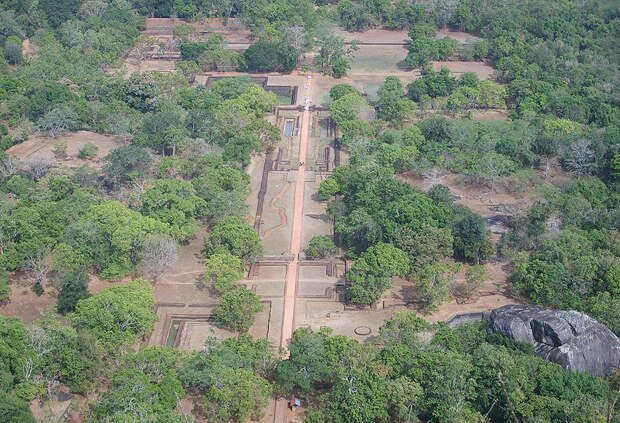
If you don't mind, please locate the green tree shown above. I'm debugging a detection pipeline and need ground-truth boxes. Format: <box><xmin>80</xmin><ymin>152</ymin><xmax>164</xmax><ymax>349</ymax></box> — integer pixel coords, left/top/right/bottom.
<box><xmin>305</xmin><ymin>235</ymin><xmax>337</xmax><ymax>260</ymax></box>
<box><xmin>610</xmin><ymin>153</ymin><xmax>620</xmax><ymax>181</ymax></box>
<box><xmin>66</xmin><ymin>200</ymin><xmax>169</xmax><ymax>280</ymax></box>
<box><xmin>0</xmin><ymin>269</ymin><xmax>10</xmax><ymax>305</ymax></box>
<box><xmin>39</xmin><ymin>0</ymin><xmax>82</xmax><ymax>27</ymax></box>
<box><xmin>375</xmin><ymin>76</ymin><xmax>417</xmax><ymax>124</ymax></box>
<box><xmin>386</xmin><ymin>376</ymin><xmax>423</xmax><ymax>423</ymax></box>
<box><xmin>102</xmin><ymin>145</ymin><xmax>152</xmax><ymax>185</ymax></box>
<box><xmin>70</xmin><ymin>279</ymin><xmax>157</xmax><ymax>352</ymax></box>
<box><xmin>326</xmin><ymin>371</ymin><xmax>390</xmax><ymax>423</ymax></box>
<box><xmin>29</xmin><ymin>315</ymin><xmax>102</xmax><ymax>394</ymax></box>
<box><xmin>138</xmin><ymin>103</ymin><xmax>188</xmax><ymax>155</ymax></box>
<box><xmin>0</xmin><ymin>392</ymin><xmax>36</xmax><ymax>423</ymax></box>
<box><xmin>213</xmin><ymin>287</ymin><xmax>263</xmax><ymax>332</ymax></box>
<box><xmin>176</xmin><ymin>60</ymin><xmax>201</xmax><ymax>83</ymax></box>
<box><xmin>57</xmin><ymin>271</ymin><xmax>90</xmax><ymax>314</ymax></box>
<box><xmin>141</xmin><ymin>178</ymin><xmax>208</xmax><ymax>241</ymax></box>
<box><xmin>204</xmin><ymin>216</ymin><xmax>262</xmax><ymax>261</ymax></box>
<box><xmin>392</xmin><ymin>224</ymin><xmax>453</xmax><ymax>271</ymax></box>
<box><xmin>202</xmin><ymin>367</ymin><xmax>272</xmax><ymax>423</ymax></box>
<box><xmin>89</xmin><ymin>367</ymin><xmax>187</xmax><ymax>422</ymax></box>
<box><xmin>203</xmin><ymin>253</ymin><xmax>245</xmax><ymax>294</ymax></box>
<box><xmin>37</xmin><ymin>105</ymin><xmax>79</xmax><ymax>138</ymax></box>
<box><xmin>414</xmin><ymin>262</ymin><xmax>455</xmax><ymax>312</ymax></box>
<box><xmin>346</xmin><ymin>243</ymin><xmax>410</xmax><ymax>304</ymax></box>
<box><xmin>317</xmin><ymin>176</ymin><xmax>340</xmax><ymax>200</ymax></box>
<box><xmin>317</xmin><ymin>35</ymin><xmax>357</xmax><ymax>78</ymax></box>
<box><xmin>409</xmin><ymin>349</ymin><xmax>477</xmax><ymax>421</ymax></box>
<box><xmin>0</xmin><ymin>316</ymin><xmax>30</xmax><ymax>391</ymax></box>
<box><xmin>243</xmin><ymin>41</ymin><xmax>297</xmax><ymax>72</ymax></box>
<box><xmin>275</xmin><ymin>327</ymin><xmax>336</xmax><ymax>396</ymax></box>
<box><xmin>27</xmin><ymin>82</ymin><xmax>79</xmax><ymax>121</ymax></box>
<box><xmin>330</xmin><ymin>84</ymin><xmax>359</xmax><ymax>101</ymax></box>
<box><xmin>94</xmin><ymin>100</ymin><xmax>142</xmax><ymax>135</ymax></box>
<box><xmin>181</xmin><ymin>334</ymin><xmax>274</xmax><ymax>389</ymax></box>
<box><xmin>330</xmin><ymin>92</ymin><xmax>367</xmax><ymax>126</ymax></box>
<box><xmin>407</xmin><ymin>67</ymin><xmax>458</xmax><ymax>101</ymax></box>
<box><xmin>245</xmin><ymin>118</ymin><xmax>281</xmax><ymax>151</ymax></box>
<box><xmin>406</xmin><ymin>36</ymin><xmax>457</xmax><ymax>68</ymax></box>
<box><xmin>453</xmin><ymin>211</ymin><xmax>493</xmax><ymax>264</ymax></box>
<box><xmin>4</xmin><ymin>36</ymin><xmax>22</xmax><ymax>65</ymax></box>
<box><xmin>375</xmin><ymin>143</ymin><xmax>419</xmax><ymax>171</ymax></box>
<box><xmin>338</xmin><ymin>0</ymin><xmax>375</xmax><ymax>32</ymax></box>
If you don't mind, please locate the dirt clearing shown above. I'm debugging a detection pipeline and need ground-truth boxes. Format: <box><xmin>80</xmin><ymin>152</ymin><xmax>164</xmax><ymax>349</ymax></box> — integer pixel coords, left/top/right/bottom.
<box><xmin>6</xmin><ymin>131</ymin><xmax>123</xmax><ymax>168</ymax></box>
<box><xmin>431</xmin><ymin>60</ymin><xmax>496</xmax><ymax>79</ymax></box>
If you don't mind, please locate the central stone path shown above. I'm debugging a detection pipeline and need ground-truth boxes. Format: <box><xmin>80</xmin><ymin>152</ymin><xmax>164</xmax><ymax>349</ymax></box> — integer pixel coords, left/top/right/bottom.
<box><xmin>280</xmin><ymin>73</ymin><xmax>313</xmax><ymax>349</ymax></box>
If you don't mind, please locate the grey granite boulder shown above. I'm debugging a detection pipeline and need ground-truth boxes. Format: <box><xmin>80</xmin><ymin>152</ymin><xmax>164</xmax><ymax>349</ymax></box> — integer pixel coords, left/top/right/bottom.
<box><xmin>488</xmin><ymin>304</ymin><xmax>620</xmax><ymax>377</ymax></box>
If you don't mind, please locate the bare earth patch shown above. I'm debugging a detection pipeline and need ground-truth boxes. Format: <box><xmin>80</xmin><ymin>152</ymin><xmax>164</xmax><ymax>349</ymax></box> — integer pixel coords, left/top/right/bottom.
<box><xmin>21</xmin><ymin>38</ymin><xmax>39</xmax><ymax>59</ymax></box>
<box><xmin>332</xmin><ymin>28</ymin><xmax>481</xmax><ymax>45</ymax></box>
<box><xmin>6</xmin><ymin>131</ymin><xmax>124</xmax><ymax>168</ymax></box>
<box><xmin>436</xmin><ymin>29</ymin><xmax>482</xmax><ymax>44</ymax></box>
<box><xmin>424</xmin><ymin>261</ymin><xmax>520</xmax><ymax>323</ymax></box>
<box><xmin>333</xmin><ymin>28</ymin><xmax>410</xmax><ymax>44</ymax></box>
<box><xmin>431</xmin><ymin>60</ymin><xmax>496</xmax><ymax>79</ymax></box>
<box><xmin>1</xmin><ymin>273</ymin><xmax>128</xmax><ymax>323</ymax></box>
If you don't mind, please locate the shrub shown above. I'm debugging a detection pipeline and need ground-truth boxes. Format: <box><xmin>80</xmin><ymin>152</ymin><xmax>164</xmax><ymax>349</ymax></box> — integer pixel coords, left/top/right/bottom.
<box><xmin>78</xmin><ymin>143</ymin><xmax>98</xmax><ymax>159</ymax></box>
<box><xmin>15</xmin><ymin>380</ymin><xmax>45</xmax><ymax>401</ymax></box>
<box><xmin>53</xmin><ymin>139</ymin><xmax>68</xmax><ymax>157</ymax></box>
<box><xmin>0</xmin><ymin>391</ymin><xmax>36</xmax><ymax>423</ymax></box>
<box><xmin>0</xmin><ymin>270</ymin><xmax>9</xmax><ymax>305</ymax></box>
<box><xmin>32</xmin><ymin>281</ymin><xmax>44</xmax><ymax>296</ymax></box>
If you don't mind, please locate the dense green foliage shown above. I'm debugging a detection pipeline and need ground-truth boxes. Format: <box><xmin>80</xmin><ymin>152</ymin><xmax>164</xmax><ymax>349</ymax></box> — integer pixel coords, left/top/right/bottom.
<box><xmin>88</xmin><ymin>347</ymin><xmax>189</xmax><ymax>422</ymax></box>
<box><xmin>244</xmin><ymin>41</ymin><xmax>298</xmax><ymax>73</ymax></box>
<box><xmin>0</xmin><ymin>391</ymin><xmax>36</xmax><ymax>423</ymax></box>
<box><xmin>71</xmin><ymin>279</ymin><xmax>157</xmax><ymax>352</ymax></box>
<box><xmin>503</xmin><ymin>180</ymin><xmax>620</xmax><ymax>334</ymax></box>
<box><xmin>318</xmin><ymin>159</ymin><xmax>490</xmax><ymax>304</ymax></box>
<box><xmin>182</xmin><ymin>335</ymin><xmax>274</xmax><ymax>422</ymax></box>
<box><xmin>452</xmin><ymin>0</ymin><xmax>619</xmax><ymax>125</ymax></box>
<box><xmin>406</xmin><ymin>36</ymin><xmax>457</xmax><ymax>69</ymax></box>
<box><xmin>0</xmin><ymin>269</ymin><xmax>9</xmax><ymax>304</ymax></box>
<box><xmin>56</xmin><ymin>271</ymin><xmax>90</xmax><ymax>314</ymax></box>
<box><xmin>278</xmin><ymin>315</ymin><xmax>615</xmax><ymax>423</ymax></box>
<box><xmin>408</xmin><ymin>67</ymin><xmax>506</xmax><ymax>112</ymax></box>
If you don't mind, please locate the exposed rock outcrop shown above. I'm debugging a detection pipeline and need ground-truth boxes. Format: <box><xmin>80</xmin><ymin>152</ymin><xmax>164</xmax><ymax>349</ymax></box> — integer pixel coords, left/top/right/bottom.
<box><xmin>488</xmin><ymin>304</ymin><xmax>620</xmax><ymax>377</ymax></box>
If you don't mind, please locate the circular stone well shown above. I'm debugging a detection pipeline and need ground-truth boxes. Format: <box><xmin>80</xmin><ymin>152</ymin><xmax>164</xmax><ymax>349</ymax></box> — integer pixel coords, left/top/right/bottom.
<box><xmin>354</xmin><ymin>326</ymin><xmax>371</xmax><ymax>336</ymax></box>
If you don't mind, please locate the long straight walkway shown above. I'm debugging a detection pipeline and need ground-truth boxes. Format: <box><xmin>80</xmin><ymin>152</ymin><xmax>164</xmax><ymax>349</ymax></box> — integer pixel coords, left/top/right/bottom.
<box><xmin>279</xmin><ymin>73</ymin><xmax>313</xmax><ymax>349</ymax></box>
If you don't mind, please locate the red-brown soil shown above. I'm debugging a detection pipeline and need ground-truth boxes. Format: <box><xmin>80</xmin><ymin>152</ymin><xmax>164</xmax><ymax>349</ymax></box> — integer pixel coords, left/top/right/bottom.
<box><xmin>6</xmin><ymin>131</ymin><xmax>124</xmax><ymax>168</ymax></box>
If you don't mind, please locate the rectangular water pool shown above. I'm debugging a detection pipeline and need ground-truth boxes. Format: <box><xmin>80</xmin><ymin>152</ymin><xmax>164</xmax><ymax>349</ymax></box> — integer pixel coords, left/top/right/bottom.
<box><xmin>284</xmin><ymin>120</ymin><xmax>294</xmax><ymax>137</ymax></box>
